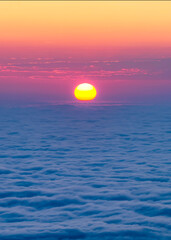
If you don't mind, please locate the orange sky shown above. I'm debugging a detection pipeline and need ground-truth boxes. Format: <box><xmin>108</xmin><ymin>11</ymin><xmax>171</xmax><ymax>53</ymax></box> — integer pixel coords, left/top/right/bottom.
<box><xmin>0</xmin><ymin>1</ymin><xmax>171</xmax><ymax>105</ymax></box>
<box><xmin>0</xmin><ymin>1</ymin><xmax>171</xmax><ymax>56</ymax></box>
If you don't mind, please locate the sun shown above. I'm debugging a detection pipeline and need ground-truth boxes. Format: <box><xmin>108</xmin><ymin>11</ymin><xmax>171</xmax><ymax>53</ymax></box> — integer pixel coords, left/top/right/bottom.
<box><xmin>74</xmin><ymin>83</ymin><xmax>97</xmax><ymax>101</ymax></box>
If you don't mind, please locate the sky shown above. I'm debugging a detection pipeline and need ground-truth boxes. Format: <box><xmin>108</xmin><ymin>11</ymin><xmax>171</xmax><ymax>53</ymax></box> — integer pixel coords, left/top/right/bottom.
<box><xmin>0</xmin><ymin>1</ymin><xmax>171</xmax><ymax>105</ymax></box>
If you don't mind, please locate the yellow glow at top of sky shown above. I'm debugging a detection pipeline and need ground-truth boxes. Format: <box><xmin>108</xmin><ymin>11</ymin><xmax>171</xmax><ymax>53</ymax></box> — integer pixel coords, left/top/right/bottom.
<box><xmin>0</xmin><ymin>1</ymin><xmax>171</xmax><ymax>48</ymax></box>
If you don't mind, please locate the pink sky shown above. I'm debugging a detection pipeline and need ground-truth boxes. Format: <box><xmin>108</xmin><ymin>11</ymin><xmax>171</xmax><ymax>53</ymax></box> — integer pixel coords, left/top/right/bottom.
<box><xmin>0</xmin><ymin>56</ymin><xmax>171</xmax><ymax>106</ymax></box>
<box><xmin>0</xmin><ymin>2</ymin><xmax>171</xmax><ymax>105</ymax></box>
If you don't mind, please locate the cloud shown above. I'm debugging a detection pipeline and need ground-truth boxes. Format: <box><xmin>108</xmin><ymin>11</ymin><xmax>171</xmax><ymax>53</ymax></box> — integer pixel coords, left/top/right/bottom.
<box><xmin>0</xmin><ymin>57</ymin><xmax>170</xmax><ymax>81</ymax></box>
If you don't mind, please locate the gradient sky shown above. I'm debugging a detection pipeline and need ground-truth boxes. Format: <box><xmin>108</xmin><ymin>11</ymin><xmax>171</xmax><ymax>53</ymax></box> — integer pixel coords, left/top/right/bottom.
<box><xmin>0</xmin><ymin>1</ymin><xmax>171</xmax><ymax>105</ymax></box>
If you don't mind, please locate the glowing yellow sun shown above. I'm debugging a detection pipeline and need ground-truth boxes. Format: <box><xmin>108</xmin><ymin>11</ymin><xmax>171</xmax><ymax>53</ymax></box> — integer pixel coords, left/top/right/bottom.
<box><xmin>74</xmin><ymin>83</ymin><xmax>97</xmax><ymax>101</ymax></box>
